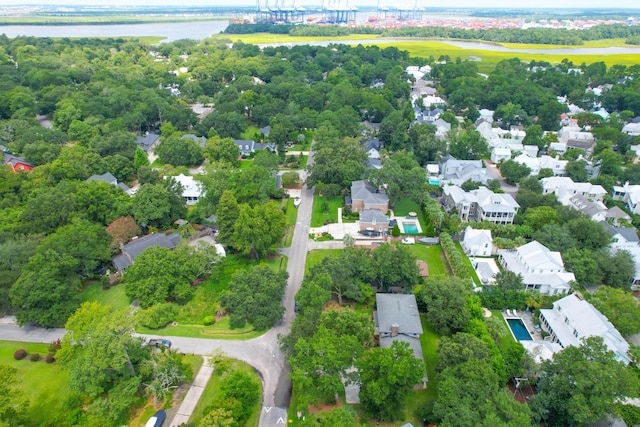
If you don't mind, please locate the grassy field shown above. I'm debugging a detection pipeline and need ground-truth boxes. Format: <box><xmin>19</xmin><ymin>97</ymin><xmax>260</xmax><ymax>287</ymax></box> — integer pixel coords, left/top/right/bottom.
<box><xmin>499</xmin><ymin>38</ymin><xmax>633</xmax><ymax>49</ymax></box>
<box><xmin>406</xmin><ymin>244</ymin><xmax>450</xmax><ymax>277</ymax></box>
<box><xmin>393</xmin><ymin>198</ymin><xmax>428</xmax><ymax>234</ymax></box>
<box><xmin>305</xmin><ymin>249</ymin><xmax>342</xmax><ymax>276</ymax></box>
<box><xmin>0</xmin><ymin>341</ymin><xmax>71</xmax><ymax>427</ymax></box>
<box><xmin>282</xmin><ymin>197</ymin><xmax>298</xmax><ymax>247</ymax></box>
<box><xmin>81</xmin><ymin>281</ymin><xmax>130</xmax><ymax>311</ymax></box>
<box><xmin>189</xmin><ymin>359</ymin><xmax>262</xmax><ymax>426</ymax></box>
<box><xmin>490</xmin><ymin>310</ymin><xmax>517</xmax><ymax>351</ymax></box>
<box><xmin>239</xmin><ymin>159</ymin><xmax>253</xmax><ymax>169</ymax></box>
<box><xmin>310</xmin><ymin>195</ymin><xmax>343</xmax><ymax>227</ymax></box>
<box><xmin>213</xmin><ymin>33</ymin><xmax>381</xmax><ymax>45</ymax></box>
<box><xmin>240</xmin><ymin>125</ymin><xmax>261</xmax><ymax>140</ymax></box>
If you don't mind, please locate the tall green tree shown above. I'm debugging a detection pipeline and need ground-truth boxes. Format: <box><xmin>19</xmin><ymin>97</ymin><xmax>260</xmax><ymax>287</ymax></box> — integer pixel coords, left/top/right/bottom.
<box><xmin>419</xmin><ymin>276</ymin><xmax>471</xmax><ymax>335</ymax></box>
<box><xmin>591</xmin><ymin>286</ymin><xmax>640</xmax><ymax>336</ymax></box>
<box><xmin>0</xmin><ymin>364</ymin><xmax>29</xmax><ymax>426</ymax></box>
<box><xmin>356</xmin><ymin>341</ymin><xmax>424</xmax><ymax>421</ymax></box>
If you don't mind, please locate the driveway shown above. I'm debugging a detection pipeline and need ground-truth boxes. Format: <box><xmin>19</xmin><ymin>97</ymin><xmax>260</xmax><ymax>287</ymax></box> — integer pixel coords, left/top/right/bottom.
<box><xmin>484</xmin><ymin>159</ymin><xmax>519</xmax><ymax>195</ymax></box>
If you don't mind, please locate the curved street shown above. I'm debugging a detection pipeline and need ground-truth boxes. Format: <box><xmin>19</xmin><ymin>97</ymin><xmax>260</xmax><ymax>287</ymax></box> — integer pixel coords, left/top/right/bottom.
<box><xmin>0</xmin><ymin>150</ymin><xmax>315</xmax><ymax>427</ymax></box>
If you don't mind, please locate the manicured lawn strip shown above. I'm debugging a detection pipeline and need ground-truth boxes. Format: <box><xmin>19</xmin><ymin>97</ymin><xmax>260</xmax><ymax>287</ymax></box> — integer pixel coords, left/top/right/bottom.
<box><xmin>490</xmin><ymin>310</ymin><xmax>517</xmax><ymax>351</ymax></box>
<box><xmin>282</xmin><ymin>198</ymin><xmax>298</xmax><ymax>247</ymax></box>
<box><xmin>305</xmin><ymin>249</ymin><xmax>342</xmax><ymax>276</ymax></box>
<box><xmin>393</xmin><ymin>198</ymin><xmax>428</xmax><ymax>234</ymax></box>
<box><xmin>189</xmin><ymin>359</ymin><xmax>262</xmax><ymax>426</ymax></box>
<box><xmin>417</xmin><ymin>315</ymin><xmax>441</xmax><ymax>409</ymax></box>
<box><xmin>406</xmin><ymin>244</ymin><xmax>449</xmax><ymax>276</ymax></box>
<box><xmin>239</xmin><ymin>159</ymin><xmax>253</xmax><ymax>169</ymax></box>
<box><xmin>137</xmin><ymin>316</ymin><xmax>265</xmax><ymax>340</ymax></box>
<box><xmin>0</xmin><ymin>341</ymin><xmax>71</xmax><ymax>427</ymax></box>
<box><xmin>151</xmin><ymin>157</ymin><xmax>163</xmax><ymax>168</ymax></box>
<box><xmin>454</xmin><ymin>242</ymin><xmax>482</xmax><ymax>287</ymax></box>
<box><xmin>280</xmin><ymin>155</ymin><xmax>307</xmax><ymax>170</ymax></box>
<box><xmin>310</xmin><ymin>195</ymin><xmax>343</xmax><ymax>227</ymax></box>
<box><xmin>81</xmin><ymin>281</ymin><xmax>130</xmax><ymax>311</ymax></box>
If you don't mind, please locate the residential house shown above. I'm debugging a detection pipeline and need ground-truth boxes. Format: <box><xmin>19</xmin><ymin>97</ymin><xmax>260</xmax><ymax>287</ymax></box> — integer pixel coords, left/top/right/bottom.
<box><xmin>541</xmin><ymin>177</ymin><xmax>607</xmax><ymax>203</ymax></box>
<box><xmin>601</xmin><ymin>222</ymin><xmax>639</xmax><ymax>250</ymax></box>
<box><xmin>350</xmin><ymin>180</ymin><xmax>389</xmax><ymax>214</ymax></box>
<box><xmin>568</xmin><ymin>195</ymin><xmax>608</xmax><ymax>222</ymax></box>
<box><xmin>539</xmin><ymin>294</ymin><xmax>631</xmax><ymax>364</ymax></box>
<box><xmin>478</xmin><ymin>108</ymin><xmax>494</xmax><ymax>123</ymax></box>
<box><xmin>604</xmin><ymin>206</ymin><xmax>632</xmax><ymax>226</ymax></box>
<box><xmin>359</xmin><ymin>209</ymin><xmax>389</xmax><ymax>233</ymax></box>
<box><xmin>86</xmin><ymin>172</ymin><xmax>132</xmax><ymax>194</ymax></box>
<box><xmin>612</xmin><ymin>182</ymin><xmax>640</xmax><ymax>215</ymax></box>
<box><xmin>181</xmin><ymin>133</ymin><xmax>207</xmax><ymax>148</ymax></box>
<box><xmin>364</xmin><ymin>138</ymin><xmax>381</xmax><ymax>159</ymax></box>
<box><xmin>260</xmin><ymin>125</ymin><xmax>271</xmax><ymax>137</ymax></box>
<box><xmin>623</xmin><ymin>123</ymin><xmax>640</xmax><ymax>136</ymax></box>
<box><xmin>233</xmin><ymin>139</ymin><xmax>276</xmax><ymax>157</ymax></box>
<box><xmin>367</xmin><ymin>158</ymin><xmax>382</xmax><ymax>170</ymax></box>
<box><xmin>433</xmin><ymin>118</ymin><xmax>451</xmax><ymax>139</ymax></box>
<box><xmin>491</xmin><ymin>147</ymin><xmax>512</xmax><ymax>163</ymax></box>
<box><xmin>438</xmin><ymin>155</ymin><xmax>491</xmax><ymax>186</ymax></box>
<box><xmin>498</xmin><ymin>241</ymin><xmax>575</xmax><ymax>295</ymax></box>
<box><xmin>112</xmin><ymin>233</ymin><xmax>182</xmax><ymax>271</ymax></box>
<box><xmin>374</xmin><ymin>294</ymin><xmax>427</xmax><ymax>387</ymax></box>
<box><xmin>462</xmin><ymin>226</ymin><xmax>494</xmax><ymax>256</ymax></box>
<box><xmin>3</xmin><ymin>153</ymin><xmax>34</xmax><ymax>173</ymax></box>
<box><xmin>513</xmin><ymin>154</ymin><xmax>568</xmax><ymax>176</ymax></box>
<box><xmin>136</xmin><ymin>132</ymin><xmax>160</xmax><ymax>152</ymax></box>
<box><xmin>443</xmin><ymin>186</ymin><xmax>519</xmax><ymax>225</ymax></box>
<box><xmin>170</xmin><ymin>173</ymin><xmax>206</xmax><ymax>205</ymax></box>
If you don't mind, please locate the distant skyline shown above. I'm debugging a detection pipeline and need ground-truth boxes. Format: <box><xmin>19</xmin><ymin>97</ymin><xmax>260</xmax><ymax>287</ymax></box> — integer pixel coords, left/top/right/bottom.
<box><xmin>3</xmin><ymin>1</ymin><xmax>640</xmax><ymax>10</ymax></box>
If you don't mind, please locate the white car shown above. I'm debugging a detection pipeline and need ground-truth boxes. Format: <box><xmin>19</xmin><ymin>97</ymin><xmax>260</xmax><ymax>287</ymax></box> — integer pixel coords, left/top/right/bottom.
<box><xmin>401</xmin><ymin>237</ymin><xmax>416</xmax><ymax>245</ymax></box>
<box><xmin>293</xmin><ymin>197</ymin><xmax>301</xmax><ymax>207</ymax></box>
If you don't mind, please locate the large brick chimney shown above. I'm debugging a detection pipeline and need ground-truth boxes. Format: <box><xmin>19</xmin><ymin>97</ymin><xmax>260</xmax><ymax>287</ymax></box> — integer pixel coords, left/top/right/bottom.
<box><xmin>391</xmin><ymin>323</ymin><xmax>399</xmax><ymax>337</ymax></box>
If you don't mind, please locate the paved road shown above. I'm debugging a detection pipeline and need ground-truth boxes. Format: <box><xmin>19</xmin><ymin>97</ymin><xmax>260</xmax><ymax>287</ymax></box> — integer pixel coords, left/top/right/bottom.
<box><xmin>484</xmin><ymin>159</ymin><xmax>518</xmax><ymax>196</ymax></box>
<box><xmin>0</xmin><ymin>151</ymin><xmax>316</xmax><ymax>427</ymax></box>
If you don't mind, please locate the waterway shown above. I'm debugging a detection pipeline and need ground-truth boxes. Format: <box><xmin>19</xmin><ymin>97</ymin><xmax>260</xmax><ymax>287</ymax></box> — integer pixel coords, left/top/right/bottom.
<box><xmin>3</xmin><ymin>21</ymin><xmax>640</xmax><ymax>55</ymax></box>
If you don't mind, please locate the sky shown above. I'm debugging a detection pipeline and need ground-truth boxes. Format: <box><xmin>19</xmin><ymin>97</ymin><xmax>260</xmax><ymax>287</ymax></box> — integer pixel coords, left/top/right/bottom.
<box><xmin>3</xmin><ymin>1</ymin><xmax>640</xmax><ymax>9</ymax></box>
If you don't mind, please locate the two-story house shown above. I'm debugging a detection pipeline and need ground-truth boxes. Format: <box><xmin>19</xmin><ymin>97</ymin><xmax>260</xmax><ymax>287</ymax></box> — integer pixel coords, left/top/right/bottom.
<box><xmin>539</xmin><ymin>294</ymin><xmax>630</xmax><ymax>364</ymax></box>
<box><xmin>349</xmin><ymin>180</ymin><xmax>389</xmax><ymax>214</ymax></box>
<box><xmin>443</xmin><ymin>186</ymin><xmax>519</xmax><ymax>225</ymax></box>
<box><xmin>498</xmin><ymin>241</ymin><xmax>575</xmax><ymax>295</ymax></box>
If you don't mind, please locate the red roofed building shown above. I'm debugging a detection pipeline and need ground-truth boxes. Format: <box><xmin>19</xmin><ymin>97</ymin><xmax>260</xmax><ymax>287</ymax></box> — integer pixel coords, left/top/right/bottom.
<box><xmin>3</xmin><ymin>153</ymin><xmax>34</xmax><ymax>173</ymax></box>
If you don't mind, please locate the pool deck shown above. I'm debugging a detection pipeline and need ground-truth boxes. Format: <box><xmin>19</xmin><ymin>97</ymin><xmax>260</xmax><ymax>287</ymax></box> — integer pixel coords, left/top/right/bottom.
<box><xmin>389</xmin><ymin>210</ymin><xmax>423</xmax><ymax>234</ymax></box>
<box><xmin>502</xmin><ymin>310</ymin><xmax>543</xmax><ymax>341</ymax></box>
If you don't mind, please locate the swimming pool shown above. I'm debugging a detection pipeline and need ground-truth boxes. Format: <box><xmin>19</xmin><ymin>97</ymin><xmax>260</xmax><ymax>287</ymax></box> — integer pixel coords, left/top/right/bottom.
<box><xmin>428</xmin><ymin>177</ymin><xmax>441</xmax><ymax>185</ymax></box>
<box><xmin>403</xmin><ymin>222</ymin><xmax>419</xmax><ymax>234</ymax></box>
<box><xmin>506</xmin><ymin>318</ymin><xmax>533</xmax><ymax>341</ymax></box>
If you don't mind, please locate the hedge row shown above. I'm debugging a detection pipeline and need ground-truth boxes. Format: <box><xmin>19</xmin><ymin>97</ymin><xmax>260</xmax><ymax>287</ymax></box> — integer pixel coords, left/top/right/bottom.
<box><xmin>440</xmin><ymin>232</ymin><xmax>469</xmax><ymax>279</ymax></box>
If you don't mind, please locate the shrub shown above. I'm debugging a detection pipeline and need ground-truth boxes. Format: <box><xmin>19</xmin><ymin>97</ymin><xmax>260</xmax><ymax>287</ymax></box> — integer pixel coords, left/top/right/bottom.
<box><xmin>30</xmin><ymin>353</ymin><xmax>41</xmax><ymax>362</ymax></box>
<box><xmin>45</xmin><ymin>354</ymin><xmax>55</xmax><ymax>363</ymax></box>
<box><xmin>49</xmin><ymin>338</ymin><xmax>62</xmax><ymax>355</ymax></box>
<box><xmin>203</xmin><ymin>315</ymin><xmax>216</xmax><ymax>326</ymax></box>
<box><xmin>391</xmin><ymin>223</ymin><xmax>401</xmax><ymax>237</ymax></box>
<box><xmin>138</xmin><ymin>303</ymin><xmax>179</xmax><ymax>329</ymax></box>
<box><xmin>14</xmin><ymin>349</ymin><xmax>27</xmax><ymax>360</ymax></box>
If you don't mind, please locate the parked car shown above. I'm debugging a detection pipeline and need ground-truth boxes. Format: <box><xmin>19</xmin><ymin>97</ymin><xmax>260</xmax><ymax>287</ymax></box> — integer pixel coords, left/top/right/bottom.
<box><xmin>359</xmin><ymin>229</ymin><xmax>381</xmax><ymax>237</ymax></box>
<box><xmin>294</xmin><ymin>300</ymin><xmax>300</xmax><ymax>313</ymax></box>
<box><xmin>148</xmin><ymin>339</ymin><xmax>171</xmax><ymax>348</ymax></box>
<box><xmin>401</xmin><ymin>237</ymin><xmax>416</xmax><ymax>245</ymax></box>
<box><xmin>145</xmin><ymin>410</ymin><xmax>166</xmax><ymax>427</ymax></box>
<box><xmin>293</xmin><ymin>197</ymin><xmax>301</xmax><ymax>207</ymax></box>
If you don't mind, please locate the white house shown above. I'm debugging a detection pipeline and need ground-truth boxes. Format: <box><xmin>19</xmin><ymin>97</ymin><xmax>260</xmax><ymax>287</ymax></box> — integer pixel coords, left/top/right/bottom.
<box><xmin>462</xmin><ymin>226</ymin><xmax>494</xmax><ymax>256</ymax></box>
<box><xmin>171</xmin><ymin>174</ymin><xmax>206</xmax><ymax>205</ymax></box>
<box><xmin>612</xmin><ymin>182</ymin><xmax>640</xmax><ymax>215</ymax></box>
<box><xmin>443</xmin><ymin>186</ymin><xmax>519</xmax><ymax>225</ymax></box>
<box><xmin>498</xmin><ymin>241</ymin><xmax>575</xmax><ymax>295</ymax></box>
<box><xmin>364</xmin><ymin>138</ymin><xmax>381</xmax><ymax>159</ymax></box>
<box><xmin>539</xmin><ymin>294</ymin><xmax>631</xmax><ymax>364</ymax></box>
<box><xmin>513</xmin><ymin>154</ymin><xmax>568</xmax><ymax>177</ymax></box>
<box><xmin>623</xmin><ymin>123</ymin><xmax>640</xmax><ymax>136</ymax></box>
<box><xmin>478</xmin><ymin>109</ymin><xmax>494</xmax><ymax>123</ymax></box>
<box><xmin>433</xmin><ymin>118</ymin><xmax>451</xmax><ymax>139</ymax></box>
<box><xmin>438</xmin><ymin>155</ymin><xmax>491</xmax><ymax>186</ymax></box>
<box><xmin>491</xmin><ymin>147</ymin><xmax>512</xmax><ymax>163</ymax></box>
<box><xmin>541</xmin><ymin>177</ymin><xmax>607</xmax><ymax>203</ymax></box>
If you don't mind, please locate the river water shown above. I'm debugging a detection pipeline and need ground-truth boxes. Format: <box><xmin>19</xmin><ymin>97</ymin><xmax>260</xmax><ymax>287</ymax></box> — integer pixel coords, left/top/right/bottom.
<box><xmin>2</xmin><ymin>21</ymin><xmax>640</xmax><ymax>55</ymax></box>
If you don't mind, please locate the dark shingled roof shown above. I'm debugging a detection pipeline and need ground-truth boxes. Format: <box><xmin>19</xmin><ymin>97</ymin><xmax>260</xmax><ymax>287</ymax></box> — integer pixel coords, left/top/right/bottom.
<box><xmin>112</xmin><ymin>233</ymin><xmax>181</xmax><ymax>271</ymax></box>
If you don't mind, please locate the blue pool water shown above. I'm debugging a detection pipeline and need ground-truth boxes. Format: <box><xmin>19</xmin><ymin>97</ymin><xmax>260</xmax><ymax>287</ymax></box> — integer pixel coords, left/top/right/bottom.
<box><xmin>428</xmin><ymin>177</ymin><xmax>441</xmax><ymax>185</ymax></box>
<box><xmin>507</xmin><ymin>318</ymin><xmax>533</xmax><ymax>341</ymax></box>
<box><xmin>403</xmin><ymin>222</ymin><xmax>419</xmax><ymax>234</ymax></box>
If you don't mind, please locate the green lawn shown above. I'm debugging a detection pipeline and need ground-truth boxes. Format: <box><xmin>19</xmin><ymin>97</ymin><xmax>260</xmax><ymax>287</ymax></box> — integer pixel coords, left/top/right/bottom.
<box><xmin>490</xmin><ymin>310</ymin><xmax>517</xmax><ymax>351</ymax></box>
<box><xmin>239</xmin><ymin>159</ymin><xmax>253</xmax><ymax>169</ymax></box>
<box><xmin>0</xmin><ymin>341</ymin><xmax>71</xmax><ymax>427</ymax></box>
<box><xmin>393</xmin><ymin>198</ymin><xmax>429</xmax><ymax>234</ymax></box>
<box><xmin>81</xmin><ymin>281</ymin><xmax>130</xmax><ymax>311</ymax></box>
<box><xmin>151</xmin><ymin>157</ymin><xmax>163</xmax><ymax>168</ymax></box>
<box><xmin>189</xmin><ymin>359</ymin><xmax>262</xmax><ymax>426</ymax></box>
<box><xmin>305</xmin><ymin>249</ymin><xmax>343</xmax><ymax>276</ymax></box>
<box><xmin>135</xmin><ymin>254</ymin><xmax>287</xmax><ymax>339</ymax></box>
<box><xmin>282</xmin><ymin>198</ymin><xmax>298</xmax><ymax>248</ymax></box>
<box><xmin>406</xmin><ymin>245</ymin><xmax>450</xmax><ymax>276</ymax></box>
<box><xmin>454</xmin><ymin>242</ymin><xmax>482</xmax><ymax>287</ymax></box>
<box><xmin>240</xmin><ymin>125</ymin><xmax>261</xmax><ymax>140</ymax></box>
<box><xmin>310</xmin><ymin>195</ymin><xmax>343</xmax><ymax>227</ymax></box>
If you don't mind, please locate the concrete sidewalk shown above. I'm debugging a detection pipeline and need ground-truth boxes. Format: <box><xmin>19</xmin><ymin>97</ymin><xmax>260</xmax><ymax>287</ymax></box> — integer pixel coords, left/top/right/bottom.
<box><xmin>170</xmin><ymin>356</ymin><xmax>214</xmax><ymax>426</ymax></box>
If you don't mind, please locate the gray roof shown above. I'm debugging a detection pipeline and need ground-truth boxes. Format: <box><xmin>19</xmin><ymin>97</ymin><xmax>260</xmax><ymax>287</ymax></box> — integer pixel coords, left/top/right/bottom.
<box><xmin>112</xmin><ymin>233</ymin><xmax>181</xmax><ymax>270</ymax></box>
<box><xmin>359</xmin><ymin>209</ymin><xmax>388</xmax><ymax>224</ymax></box>
<box><xmin>375</xmin><ymin>294</ymin><xmax>423</xmax><ymax>336</ymax></box>
<box><xmin>87</xmin><ymin>172</ymin><xmax>117</xmax><ymax>185</ymax></box>
<box><xmin>181</xmin><ymin>134</ymin><xmax>207</xmax><ymax>148</ymax></box>
<box><xmin>364</xmin><ymin>138</ymin><xmax>381</xmax><ymax>152</ymax></box>
<box><xmin>600</xmin><ymin>221</ymin><xmax>639</xmax><ymax>243</ymax></box>
<box><xmin>3</xmin><ymin>152</ymin><xmax>33</xmax><ymax>168</ymax></box>
<box><xmin>351</xmin><ymin>180</ymin><xmax>389</xmax><ymax>206</ymax></box>
<box><xmin>234</xmin><ymin>139</ymin><xmax>255</xmax><ymax>155</ymax></box>
<box><xmin>367</xmin><ymin>158</ymin><xmax>382</xmax><ymax>169</ymax></box>
<box><xmin>260</xmin><ymin>125</ymin><xmax>270</xmax><ymax>136</ymax></box>
<box><xmin>136</xmin><ymin>133</ymin><xmax>160</xmax><ymax>151</ymax></box>
<box><xmin>254</xmin><ymin>142</ymin><xmax>276</xmax><ymax>151</ymax></box>
<box><xmin>605</xmin><ymin>206</ymin><xmax>631</xmax><ymax>220</ymax></box>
